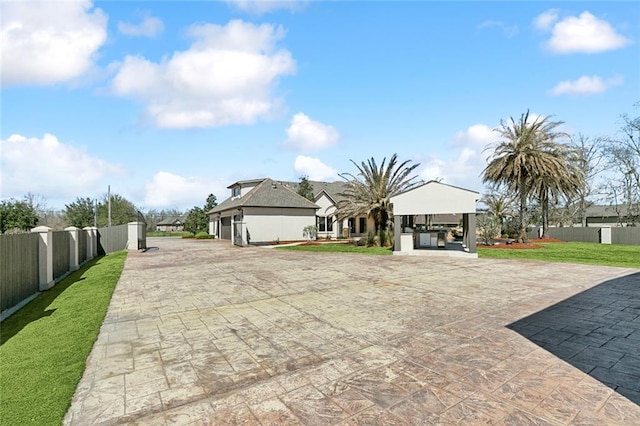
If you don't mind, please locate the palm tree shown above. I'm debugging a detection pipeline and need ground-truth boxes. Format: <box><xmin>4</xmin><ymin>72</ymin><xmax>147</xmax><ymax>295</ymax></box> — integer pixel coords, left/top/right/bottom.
<box><xmin>336</xmin><ymin>154</ymin><xmax>420</xmax><ymax>232</ymax></box>
<box><xmin>482</xmin><ymin>185</ymin><xmax>515</xmax><ymax>237</ymax></box>
<box><xmin>529</xmin><ymin>144</ymin><xmax>584</xmax><ymax>237</ymax></box>
<box><xmin>482</xmin><ymin>110</ymin><xmax>574</xmax><ymax>242</ymax></box>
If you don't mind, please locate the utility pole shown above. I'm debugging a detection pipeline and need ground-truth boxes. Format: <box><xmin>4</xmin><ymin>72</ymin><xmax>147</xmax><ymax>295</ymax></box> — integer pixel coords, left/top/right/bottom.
<box><xmin>94</xmin><ymin>198</ymin><xmax>97</xmax><ymax>227</ymax></box>
<box><xmin>108</xmin><ymin>185</ymin><xmax>112</xmax><ymax>227</ymax></box>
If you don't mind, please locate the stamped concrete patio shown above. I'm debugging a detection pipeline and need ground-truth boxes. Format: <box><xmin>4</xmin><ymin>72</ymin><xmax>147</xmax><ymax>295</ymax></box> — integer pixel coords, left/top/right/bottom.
<box><xmin>64</xmin><ymin>238</ymin><xmax>640</xmax><ymax>425</ymax></box>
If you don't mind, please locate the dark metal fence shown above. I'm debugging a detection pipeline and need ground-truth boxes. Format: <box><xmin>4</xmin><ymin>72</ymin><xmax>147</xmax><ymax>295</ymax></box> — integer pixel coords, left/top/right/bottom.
<box><xmin>529</xmin><ymin>227</ymin><xmax>639</xmax><ymax>245</ymax></box>
<box><xmin>0</xmin><ymin>233</ymin><xmax>39</xmax><ymax>314</ymax></box>
<box><xmin>1</xmin><ymin>223</ymin><xmax>144</xmax><ymax>320</ymax></box>
<box><xmin>52</xmin><ymin>231</ymin><xmax>70</xmax><ymax>279</ymax></box>
<box><xmin>611</xmin><ymin>227</ymin><xmax>640</xmax><ymax>245</ymax></box>
<box><xmin>97</xmin><ymin>224</ymin><xmax>128</xmax><ymax>255</ymax></box>
<box><xmin>78</xmin><ymin>229</ymin><xmax>87</xmax><ymax>264</ymax></box>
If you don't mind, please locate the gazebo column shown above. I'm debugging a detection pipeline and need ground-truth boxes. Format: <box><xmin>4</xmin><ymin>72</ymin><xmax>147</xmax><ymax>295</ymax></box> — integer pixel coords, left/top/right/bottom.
<box><xmin>393</xmin><ymin>215</ymin><xmax>402</xmax><ymax>251</ymax></box>
<box><xmin>463</xmin><ymin>213</ymin><xmax>477</xmax><ymax>253</ymax></box>
<box><xmin>462</xmin><ymin>214</ymin><xmax>468</xmax><ymax>248</ymax></box>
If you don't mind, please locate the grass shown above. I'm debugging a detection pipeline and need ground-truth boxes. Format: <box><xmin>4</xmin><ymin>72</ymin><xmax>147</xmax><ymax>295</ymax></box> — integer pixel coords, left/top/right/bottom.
<box><xmin>0</xmin><ymin>251</ymin><xmax>127</xmax><ymax>426</ymax></box>
<box><xmin>147</xmin><ymin>230</ymin><xmax>192</xmax><ymax>237</ymax></box>
<box><xmin>478</xmin><ymin>241</ymin><xmax>640</xmax><ymax>269</ymax></box>
<box><xmin>276</xmin><ymin>242</ymin><xmax>392</xmax><ymax>255</ymax></box>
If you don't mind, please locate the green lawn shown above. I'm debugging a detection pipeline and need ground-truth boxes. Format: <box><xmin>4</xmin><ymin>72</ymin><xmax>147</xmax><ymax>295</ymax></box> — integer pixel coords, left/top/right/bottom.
<box><xmin>478</xmin><ymin>242</ymin><xmax>640</xmax><ymax>269</ymax></box>
<box><xmin>0</xmin><ymin>251</ymin><xmax>127</xmax><ymax>426</ymax></box>
<box><xmin>276</xmin><ymin>242</ymin><xmax>393</xmax><ymax>255</ymax></box>
<box><xmin>147</xmin><ymin>231</ymin><xmax>192</xmax><ymax>237</ymax></box>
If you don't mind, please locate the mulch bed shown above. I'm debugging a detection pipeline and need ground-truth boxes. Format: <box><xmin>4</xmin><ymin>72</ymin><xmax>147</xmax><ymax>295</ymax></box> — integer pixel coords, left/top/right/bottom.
<box><xmin>480</xmin><ymin>237</ymin><xmax>565</xmax><ymax>250</ymax></box>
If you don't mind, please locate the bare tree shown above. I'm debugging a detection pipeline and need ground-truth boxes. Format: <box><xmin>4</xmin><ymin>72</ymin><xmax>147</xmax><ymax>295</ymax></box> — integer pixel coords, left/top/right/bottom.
<box><xmin>603</xmin><ymin>106</ymin><xmax>640</xmax><ymax>225</ymax></box>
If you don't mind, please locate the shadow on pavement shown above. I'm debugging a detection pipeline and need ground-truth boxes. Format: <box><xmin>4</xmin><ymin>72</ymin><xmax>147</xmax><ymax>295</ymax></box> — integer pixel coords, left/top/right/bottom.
<box><xmin>508</xmin><ymin>272</ymin><xmax>640</xmax><ymax>405</ymax></box>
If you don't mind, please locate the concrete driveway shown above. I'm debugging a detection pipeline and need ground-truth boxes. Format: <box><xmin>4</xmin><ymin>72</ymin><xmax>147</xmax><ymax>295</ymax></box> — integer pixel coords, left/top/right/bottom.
<box><xmin>65</xmin><ymin>238</ymin><xmax>640</xmax><ymax>425</ymax></box>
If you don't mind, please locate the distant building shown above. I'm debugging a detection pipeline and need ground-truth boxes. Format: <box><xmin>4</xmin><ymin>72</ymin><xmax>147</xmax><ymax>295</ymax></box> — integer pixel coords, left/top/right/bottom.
<box><xmin>156</xmin><ymin>215</ymin><xmax>187</xmax><ymax>232</ymax></box>
<box><xmin>584</xmin><ymin>204</ymin><xmax>639</xmax><ymax>227</ymax></box>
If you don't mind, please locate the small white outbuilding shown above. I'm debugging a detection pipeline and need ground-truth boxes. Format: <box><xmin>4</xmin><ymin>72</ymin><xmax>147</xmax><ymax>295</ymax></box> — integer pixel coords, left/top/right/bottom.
<box><xmin>390</xmin><ymin>181</ymin><xmax>479</xmax><ymax>256</ymax></box>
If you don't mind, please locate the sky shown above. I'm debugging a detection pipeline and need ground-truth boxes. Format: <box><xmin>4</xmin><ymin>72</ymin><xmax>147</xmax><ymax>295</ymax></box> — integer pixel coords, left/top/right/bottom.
<box><xmin>1</xmin><ymin>0</ymin><xmax>639</xmax><ymax>212</ymax></box>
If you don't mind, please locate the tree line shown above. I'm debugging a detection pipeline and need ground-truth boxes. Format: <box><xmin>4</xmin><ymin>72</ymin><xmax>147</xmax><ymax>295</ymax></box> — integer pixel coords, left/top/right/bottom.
<box><xmin>481</xmin><ymin>105</ymin><xmax>639</xmax><ymax>242</ymax></box>
<box><xmin>0</xmin><ymin>192</ymin><xmax>218</xmax><ymax>235</ymax></box>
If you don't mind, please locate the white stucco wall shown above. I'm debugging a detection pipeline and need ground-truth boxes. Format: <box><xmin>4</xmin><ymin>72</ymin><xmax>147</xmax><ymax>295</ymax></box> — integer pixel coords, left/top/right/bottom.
<box><xmin>243</xmin><ymin>207</ymin><xmax>316</xmax><ymax>242</ymax></box>
<box><xmin>315</xmin><ymin>193</ymin><xmax>337</xmax><ymax>216</ymax></box>
<box><xmin>240</xmin><ymin>183</ymin><xmax>259</xmax><ymax>197</ymax></box>
<box><xmin>391</xmin><ymin>182</ymin><xmax>478</xmax><ymax>215</ymax></box>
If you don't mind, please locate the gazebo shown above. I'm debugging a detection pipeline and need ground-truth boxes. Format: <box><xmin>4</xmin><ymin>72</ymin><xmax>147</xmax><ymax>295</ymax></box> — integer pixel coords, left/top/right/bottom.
<box><xmin>390</xmin><ymin>181</ymin><xmax>479</xmax><ymax>257</ymax></box>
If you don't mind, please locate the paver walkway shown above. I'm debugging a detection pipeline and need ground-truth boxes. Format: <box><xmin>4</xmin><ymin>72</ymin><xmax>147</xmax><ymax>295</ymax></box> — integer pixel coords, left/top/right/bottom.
<box><xmin>65</xmin><ymin>238</ymin><xmax>640</xmax><ymax>425</ymax></box>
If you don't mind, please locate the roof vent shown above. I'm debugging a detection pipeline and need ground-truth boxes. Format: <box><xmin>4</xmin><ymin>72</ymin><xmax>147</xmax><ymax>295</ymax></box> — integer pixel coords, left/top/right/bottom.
<box><xmin>272</xmin><ymin>183</ymin><xmax>277</xmax><ymax>189</ymax></box>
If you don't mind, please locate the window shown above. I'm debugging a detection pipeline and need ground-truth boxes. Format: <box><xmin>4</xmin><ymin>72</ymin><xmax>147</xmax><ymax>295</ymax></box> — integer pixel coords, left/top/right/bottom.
<box><xmin>359</xmin><ymin>217</ymin><xmax>367</xmax><ymax>233</ymax></box>
<box><xmin>317</xmin><ymin>215</ymin><xmax>334</xmax><ymax>232</ymax></box>
<box><xmin>348</xmin><ymin>218</ymin><xmax>356</xmax><ymax>233</ymax></box>
<box><xmin>232</xmin><ymin>187</ymin><xmax>240</xmax><ymax>197</ymax></box>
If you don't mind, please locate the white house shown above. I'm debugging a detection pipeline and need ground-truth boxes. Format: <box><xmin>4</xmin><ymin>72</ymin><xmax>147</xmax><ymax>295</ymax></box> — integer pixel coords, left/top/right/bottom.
<box><xmin>209</xmin><ymin>178</ymin><xmax>479</xmax><ymax>253</ymax></box>
<box><xmin>208</xmin><ymin>178</ymin><xmax>319</xmax><ymax>245</ymax></box>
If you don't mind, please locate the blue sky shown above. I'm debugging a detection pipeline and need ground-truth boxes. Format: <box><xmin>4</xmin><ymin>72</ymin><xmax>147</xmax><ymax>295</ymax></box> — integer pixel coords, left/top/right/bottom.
<box><xmin>1</xmin><ymin>1</ymin><xmax>638</xmax><ymax>211</ymax></box>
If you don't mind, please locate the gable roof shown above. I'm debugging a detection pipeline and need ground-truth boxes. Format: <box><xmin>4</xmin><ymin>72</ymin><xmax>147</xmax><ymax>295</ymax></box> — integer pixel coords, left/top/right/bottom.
<box><xmin>397</xmin><ymin>180</ymin><xmax>480</xmax><ymax>196</ymax></box>
<box><xmin>279</xmin><ymin>180</ymin><xmax>349</xmax><ymax>203</ymax></box>
<box><xmin>585</xmin><ymin>204</ymin><xmax>636</xmax><ymax>218</ymax></box>
<box><xmin>390</xmin><ymin>180</ymin><xmax>479</xmax><ymax>215</ymax></box>
<box><xmin>156</xmin><ymin>215</ymin><xmax>187</xmax><ymax>226</ymax></box>
<box><xmin>209</xmin><ymin>178</ymin><xmax>319</xmax><ymax>214</ymax></box>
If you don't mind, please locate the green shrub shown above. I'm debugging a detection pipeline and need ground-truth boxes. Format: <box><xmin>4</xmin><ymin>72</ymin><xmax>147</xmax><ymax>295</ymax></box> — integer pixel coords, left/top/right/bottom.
<box><xmin>351</xmin><ymin>237</ymin><xmax>366</xmax><ymax>246</ymax></box>
<box><xmin>365</xmin><ymin>231</ymin><xmax>377</xmax><ymax>247</ymax></box>
<box><xmin>182</xmin><ymin>233</ymin><xmax>195</xmax><ymax>239</ymax></box>
<box><xmin>195</xmin><ymin>232</ymin><xmax>214</xmax><ymax>239</ymax></box>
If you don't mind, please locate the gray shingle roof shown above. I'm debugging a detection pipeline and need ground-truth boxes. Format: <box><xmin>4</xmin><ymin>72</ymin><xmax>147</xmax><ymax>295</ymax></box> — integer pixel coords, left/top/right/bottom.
<box><xmin>209</xmin><ymin>178</ymin><xmax>319</xmax><ymax>214</ymax></box>
<box><xmin>156</xmin><ymin>215</ymin><xmax>187</xmax><ymax>226</ymax></box>
<box><xmin>585</xmin><ymin>204</ymin><xmax>635</xmax><ymax>218</ymax></box>
<box><xmin>279</xmin><ymin>180</ymin><xmax>349</xmax><ymax>203</ymax></box>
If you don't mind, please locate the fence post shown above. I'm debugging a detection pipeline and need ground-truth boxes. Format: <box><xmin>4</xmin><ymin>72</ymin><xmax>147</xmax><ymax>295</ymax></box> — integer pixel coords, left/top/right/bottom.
<box><xmin>31</xmin><ymin>226</ymin><xmax>54</xmax><ymax>291</ymax></box>
<box><xmin>83</xmin><ymin>227</ymin><xmax>95</xmax><ymax>260</ymax></box>
<box><xmin>127</xmin><ymin>221</ymin><xmax>143</xmax><ymax>250</ymax></box>
<box><xmin>65</xmin><ymin>226</ymin><xmax>80</xmax><ymax>271</ymax></box>
<box><xmin>599</xmin><ymin>227</ymin><xmax>612</xmax><ymax>244</ymax></box>
<box><xmin>90</xmin><ymin>227</ymin><xmax>98</xmax><ymax>257</ymax></box>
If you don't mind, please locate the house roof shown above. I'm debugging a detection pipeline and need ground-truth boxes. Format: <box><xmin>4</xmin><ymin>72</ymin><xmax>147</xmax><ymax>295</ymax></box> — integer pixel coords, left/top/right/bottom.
<box><xmin>280</xmin><ymin>180</ymin><xmax>349</xmax><ymax>202</ymax></box>
<box><xmin>156</xmin><ymin>215</ymin><xmax>187</xmax><ymax>226</ymax></box>
<box><xmin>226</xmin><ymin>178</ymin><xmax>266</xmax><ymax>189</ymax></box>
<box><xmin>209</xmin><ymin>178</ymin><xmax>319</xmax><ymax>214</ymax></box>
<box><xmin>398</xmin><ymin>180</ymin><xmax>480</xmax><ymax>196</ymax></box>
<box><xmin>390</xmin><ymin>180</ymin><xmax>479</xmax><ymax>215</ymax></box>
<box><xmin>585</xmin><ymin>204</ymin><xmax>635</xmax><ymax>218</ymax></box>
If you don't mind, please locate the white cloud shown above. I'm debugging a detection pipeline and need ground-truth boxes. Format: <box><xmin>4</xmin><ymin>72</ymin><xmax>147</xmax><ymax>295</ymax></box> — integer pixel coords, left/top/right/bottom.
<box><xmin>418</xmin><ymin>147</ymin><xmax>485</xmax><ymax>192</ymax></box>
<box><xmin>416</xmin><ymin>123</ymin><xmax>502</xmax><ymax>191</ymax></box>
<box><xmin>537</xmin><ymin>10</ymin><xmax>631</xmax><ymax>54</ymax></box>
<box><xmin>0</xmin><ymin>0</ymin><xmax>107</xmax><ymax>86</ymax></box>
<box><xmin>281</xmin><ymin>113</ymin><xmax>339</xmax><ymax>152</ymax></box>
<box><xmin>294</xmin><ymin>156</ymin><xmax>338</xmax><ymax>181</ymax></box>
<box><xmin>226</xmin><ymin>0</ymin><xmax>306</xmax><ymax>14</ymax></box>
<box><xmin>143</xmin><ymin>172</ymin><xmax>226</xmax><ymax>209</ymax></box>
<box><xmin>118</xmin><ymin>14</ymin><xmax>164</xmax><ymax>37</ymax></box>
<box><xmin>454</xmin><ymin>124</ymin><xmax>498</xmax><ymax>149</ymax></box>
<box><xmin>550</xmin><ymin>74</ymin><xmax>623</xmax><ymax>96</ymax></box>
<box><xmin>533</xmin><ymin>9</ymin><xmax>559</xmax><ymax>31</ymax></box>
<box><xmin>0</xmin><ymin>134</ymin><xmax>124</xmax><ymax>199</ymax></box>
<box><xmin>477</xmin><ymin>20</ymin><xmax>518</xmax><ymax>37</ymax></box>
<box><xmin>111</xmin><ymin>19</ymin><xmax>296</xmax><ymax>128</ymax></box>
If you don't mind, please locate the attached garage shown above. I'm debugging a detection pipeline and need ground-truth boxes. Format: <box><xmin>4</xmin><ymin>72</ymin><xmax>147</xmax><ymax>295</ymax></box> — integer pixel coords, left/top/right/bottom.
<box><xmin>209</xmin><ymin>178</ymin><xmax>318</xmax><ymax>246</ymax></box>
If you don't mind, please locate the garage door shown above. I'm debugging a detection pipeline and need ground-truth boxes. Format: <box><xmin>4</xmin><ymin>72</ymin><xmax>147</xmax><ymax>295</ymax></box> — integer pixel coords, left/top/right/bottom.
<box><xmin>220</xmin><ymin>217</ymin><xmax>231</xmax><ymax>240</ymax></box>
